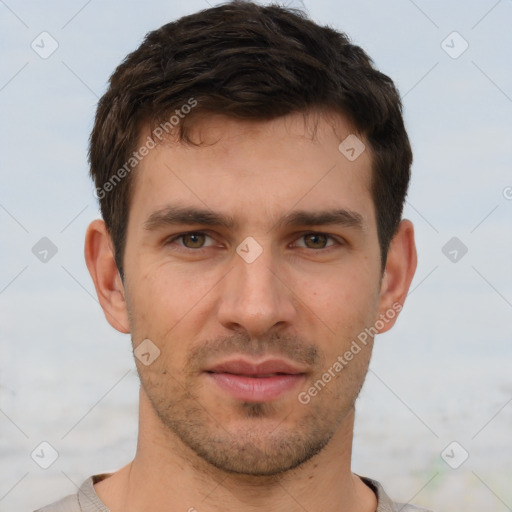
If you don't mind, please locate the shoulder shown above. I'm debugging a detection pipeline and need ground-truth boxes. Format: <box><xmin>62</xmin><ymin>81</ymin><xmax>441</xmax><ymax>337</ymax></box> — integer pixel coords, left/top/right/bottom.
<box><xmin>357</xmin><ymin>475</ymin><xmax>434</xmax><ymax>512</ymax></box>
<box><xmin>392</xmin><ymin>504</ymin><xmax>434</xmax><ymax>512</ymax></box>
<box><xmin>33</xmin><ymin>493</ymin><xmax>80</xmax><ymax>512</ymax></box>
<box><xmin>33</xmin><ymin>473</ymin><xmax>112</xmax><ymax>512</ymax></box>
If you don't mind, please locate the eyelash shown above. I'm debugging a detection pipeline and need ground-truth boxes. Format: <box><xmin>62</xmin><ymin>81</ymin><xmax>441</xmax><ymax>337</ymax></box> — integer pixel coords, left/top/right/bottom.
<box><xmin>165</xmin><ymin>231</ymin><xmax>343</xmax><ymax>253</ymax></box>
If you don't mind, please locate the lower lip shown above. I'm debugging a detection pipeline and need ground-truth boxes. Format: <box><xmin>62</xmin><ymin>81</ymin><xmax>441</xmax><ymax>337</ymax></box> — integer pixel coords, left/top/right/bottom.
<box><xmin>206</xmin><ymin>372</ymin><xmax>305</xmax><ymax>402</ymax></box>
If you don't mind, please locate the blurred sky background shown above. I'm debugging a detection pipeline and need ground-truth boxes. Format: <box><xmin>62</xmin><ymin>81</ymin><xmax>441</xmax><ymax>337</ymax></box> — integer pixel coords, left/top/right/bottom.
<box><xmin>1</xmin><ymin>0</ymin><xmax>511</xmax><ymax>510</ymax></box>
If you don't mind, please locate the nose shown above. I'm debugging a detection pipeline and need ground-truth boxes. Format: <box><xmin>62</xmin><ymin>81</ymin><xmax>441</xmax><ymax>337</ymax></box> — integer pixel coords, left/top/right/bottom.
<box><xmin>216</xmin><ymin>241</ymin><xmax>297</xmax><ymax>338</ymax></box>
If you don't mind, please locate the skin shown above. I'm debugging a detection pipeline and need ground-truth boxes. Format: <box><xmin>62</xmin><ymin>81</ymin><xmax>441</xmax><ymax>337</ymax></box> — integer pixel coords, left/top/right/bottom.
<box><xmin>85</xmin><ymin>110</ymin><xmax>417</xmax><ymax>512</ymax></box>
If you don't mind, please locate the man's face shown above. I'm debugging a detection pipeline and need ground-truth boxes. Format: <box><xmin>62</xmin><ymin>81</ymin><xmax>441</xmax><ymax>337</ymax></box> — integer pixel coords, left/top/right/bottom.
<box><xmin>121</xmin><ymin>111</ymin><xmax>385</xmax><ymax>476</ymax></box>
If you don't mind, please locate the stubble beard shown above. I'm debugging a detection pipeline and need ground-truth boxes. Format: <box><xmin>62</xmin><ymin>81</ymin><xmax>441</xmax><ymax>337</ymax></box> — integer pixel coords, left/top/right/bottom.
<box><xmin>136</xmin><ymin>336</ymin><xmax>370</xmax><ymax>478</ymax></box>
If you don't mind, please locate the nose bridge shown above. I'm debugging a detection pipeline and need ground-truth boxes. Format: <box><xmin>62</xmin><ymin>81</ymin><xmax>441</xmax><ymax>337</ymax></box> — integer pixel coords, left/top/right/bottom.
<box><xmin>236</xmin><ymin>248</ymin><xmax>277</xmax><ymax>299</ymax></box>
<box><xmin>217</xmin><ymin>240</ymin><xmax>295</xmax><ymax>335</ymax></box>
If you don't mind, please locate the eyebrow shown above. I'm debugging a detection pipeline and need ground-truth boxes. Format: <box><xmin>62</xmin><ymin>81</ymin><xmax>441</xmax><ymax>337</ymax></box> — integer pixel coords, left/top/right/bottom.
<box><xmin>143</xmin><ymin>205</ymin><xmax>365</xmax><ymax>232</ymax></box>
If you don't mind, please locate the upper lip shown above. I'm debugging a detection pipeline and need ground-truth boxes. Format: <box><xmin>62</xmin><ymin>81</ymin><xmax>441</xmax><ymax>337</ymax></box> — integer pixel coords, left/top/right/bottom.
<box><xmin>206</xmin><ymin>358</ymin><xmax>306</xmax><ymax>376</ymax></box>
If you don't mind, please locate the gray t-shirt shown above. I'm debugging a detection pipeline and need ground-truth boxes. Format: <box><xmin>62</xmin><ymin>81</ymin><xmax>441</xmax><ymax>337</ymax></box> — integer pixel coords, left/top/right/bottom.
<box><xmin>34</xmin><ymin>473</ymin><xmax>433</xmax><ymax>512</ymax></box>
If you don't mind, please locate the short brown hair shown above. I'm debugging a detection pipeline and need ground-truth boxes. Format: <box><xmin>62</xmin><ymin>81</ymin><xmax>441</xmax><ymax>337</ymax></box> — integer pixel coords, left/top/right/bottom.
<box><xmin>89</xmin><ymin>1</ymin><xmax>412</xmax><ymax>279</ymax></box>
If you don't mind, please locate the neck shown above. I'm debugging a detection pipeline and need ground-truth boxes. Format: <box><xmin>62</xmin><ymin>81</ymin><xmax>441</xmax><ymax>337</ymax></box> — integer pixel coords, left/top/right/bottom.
<box><xmin>94</xmin><ymin>387</ymin><xmax>377</xmax><ymax>512</ymax></box>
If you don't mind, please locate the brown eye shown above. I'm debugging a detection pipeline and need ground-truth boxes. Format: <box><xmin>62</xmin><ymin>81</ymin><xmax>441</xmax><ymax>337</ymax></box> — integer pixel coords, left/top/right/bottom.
<box><xmin>181</xmin><ymin>233</ymin><xmax>207</xmax><ymax>248</ymax></box>
<box><xmin>299</xmin><ymin>233</ymin><xmax>336</xmax><ymax>249</ymax></box>
<box><xmin>303</xmin><ymin>233</ymin><xmax>330</xmax><ymax>249</ymax></box>
<box><xmin>164</xmin><ymin>231</ymin><xmax>219</xmax><ymax>254</ymax></box>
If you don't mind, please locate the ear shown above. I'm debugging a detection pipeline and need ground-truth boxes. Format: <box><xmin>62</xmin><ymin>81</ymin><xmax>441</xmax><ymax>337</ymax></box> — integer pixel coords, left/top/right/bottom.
<box><xmin>375</xmin><ymin>219</ymin><xmax>417</xmax><ymax>334</ymax></box>
<box><xmin>84</xmin><ymin>219</ymin><xmax>130</xmax><ymax>334</ymax></box>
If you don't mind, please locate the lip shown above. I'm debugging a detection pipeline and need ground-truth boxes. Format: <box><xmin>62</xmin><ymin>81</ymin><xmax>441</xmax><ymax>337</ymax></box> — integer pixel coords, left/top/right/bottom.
<box><xmin>205</xmin><ymin>358</ymin><xmax>307</xmax><ymax>402</ymax></box>
<box><xmin>206</xmin><ymin>358</ymin><xmax>306</xmax><ymax>376</ymax></box>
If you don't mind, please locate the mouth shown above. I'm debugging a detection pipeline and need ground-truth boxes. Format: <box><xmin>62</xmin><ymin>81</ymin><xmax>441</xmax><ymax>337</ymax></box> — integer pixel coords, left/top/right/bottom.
<box><xmin>204</xmin><ymin>358</ymin><xmax>307</xmax><ymax>402</ymax></box>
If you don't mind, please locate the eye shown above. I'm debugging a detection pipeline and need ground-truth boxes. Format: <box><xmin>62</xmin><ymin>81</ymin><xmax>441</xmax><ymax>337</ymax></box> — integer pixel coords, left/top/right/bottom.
<box><xmin>165</xmin><ymin>231</ymin><xmax>342</xmax><ymax>253</ymax></box>
<box><xmin>167</xmin><ymin>231</ymin><xmax>217</xmax><ymax>250</ymax></box>
<box><xmin>293</xmin><ymin>232</ymin><xmax>341</xmax><ymax>250</ymax></box>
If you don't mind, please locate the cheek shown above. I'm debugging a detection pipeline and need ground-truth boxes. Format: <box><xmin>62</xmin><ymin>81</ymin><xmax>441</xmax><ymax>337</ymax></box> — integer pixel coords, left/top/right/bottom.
<box><xmin>125</xmin><ymin>263</ymin><xmax>221</xmax><ymax>357</ymax></box>
<box><xmin>129</xmin><ymin>262</ymin><xmax>203</xmax><ymax>316</ymax></box>
<box><xmin>299</xmin><ymin>270</ymin><xmax>380</xmax><ymax>354</ymax></box>
<box><xmin>302</xmin><ymin>264</ymin><xmax>377</xmax><ymax>312</ymax></box>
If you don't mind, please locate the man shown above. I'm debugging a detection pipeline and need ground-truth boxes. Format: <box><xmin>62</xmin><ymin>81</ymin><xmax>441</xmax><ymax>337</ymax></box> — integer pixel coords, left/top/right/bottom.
<box><xmin>36</xmin><ymin>1</ymin><xmax>430</xmax><ymax>511</ymax></box>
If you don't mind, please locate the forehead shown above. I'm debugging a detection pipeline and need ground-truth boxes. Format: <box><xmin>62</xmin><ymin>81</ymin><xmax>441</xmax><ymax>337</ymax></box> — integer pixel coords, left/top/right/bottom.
<box><xmin>128</xmin><ymin>111</ymin><xmax>375</xmax><ymax>232</ymax></box>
